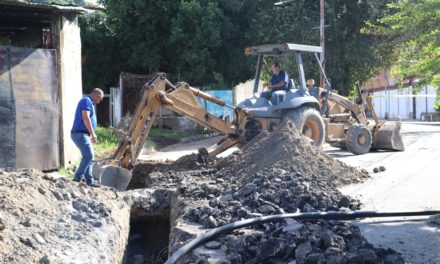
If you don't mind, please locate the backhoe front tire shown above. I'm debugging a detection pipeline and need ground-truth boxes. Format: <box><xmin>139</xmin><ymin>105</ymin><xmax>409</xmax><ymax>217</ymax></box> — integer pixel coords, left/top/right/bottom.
<box><xmin>284</xmin><ymin>106</ymin><xmax>325</xmax><ymax>148</ymax></box>
<box><xmin>346</xmin><ymin>124</ymin><xmax>372</xmax><ymax>155</ymax></box>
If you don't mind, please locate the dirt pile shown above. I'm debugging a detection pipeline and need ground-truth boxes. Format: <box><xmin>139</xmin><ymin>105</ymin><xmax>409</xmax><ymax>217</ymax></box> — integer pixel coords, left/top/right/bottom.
<box><xmin>140</xmin><ymin>122</ymin><xmax>404</xmax><ymax>263</ymax></box>
<box><xmin>0</xmin><ymin>169</ymin><xmax>130</xmax><ymax>264</ymax></box>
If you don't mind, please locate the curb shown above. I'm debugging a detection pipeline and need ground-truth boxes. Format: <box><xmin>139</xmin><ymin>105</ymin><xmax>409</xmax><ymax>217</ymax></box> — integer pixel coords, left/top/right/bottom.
<box><xmin>179</xmin><ymin>133</ymin><xmax>220</xmax><ymax>143</ymax></box>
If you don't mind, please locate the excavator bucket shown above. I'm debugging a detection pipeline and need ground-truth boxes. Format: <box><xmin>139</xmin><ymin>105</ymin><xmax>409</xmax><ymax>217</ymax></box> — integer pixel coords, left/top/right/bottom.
<box><xmin>373</xmin><ymin>121</ymin><xmax>404</xmax><ymax>151</ymax></box>
<box><xmin>99</xmin><ymin>165</ymin><xmax>132</xmax><ymax>192</ymax></box>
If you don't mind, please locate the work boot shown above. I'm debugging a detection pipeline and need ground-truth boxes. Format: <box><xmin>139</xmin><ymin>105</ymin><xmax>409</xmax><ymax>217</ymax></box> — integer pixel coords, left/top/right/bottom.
<box><xmin>88</xmin><ymin>182</ymin><xmax>101</xmax><ymax>188</ymax></box>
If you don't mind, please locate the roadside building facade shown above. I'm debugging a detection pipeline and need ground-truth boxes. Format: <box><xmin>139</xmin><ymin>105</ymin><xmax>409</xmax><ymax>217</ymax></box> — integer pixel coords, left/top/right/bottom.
<box><xmin>0</xmin><ymin>1</ymin><xmax>88</xmax><ymax>170</ymax></box>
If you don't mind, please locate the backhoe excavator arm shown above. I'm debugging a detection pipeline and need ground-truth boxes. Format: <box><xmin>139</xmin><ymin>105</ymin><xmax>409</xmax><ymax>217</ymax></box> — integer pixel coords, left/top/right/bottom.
<box><xmin>324</xmin><ymin>90</ymin><xmax>368</xmax><ymax>125</ymax></box>
<box><xmin>110</xmin><ymin>73</ymin><xmax>241</xmax><ymax>169</ymax></box>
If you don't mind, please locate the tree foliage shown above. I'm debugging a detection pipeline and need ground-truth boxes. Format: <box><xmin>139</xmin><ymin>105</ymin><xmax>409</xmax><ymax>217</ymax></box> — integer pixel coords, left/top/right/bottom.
<box><xmin>80</xmin><ymin>0</ymin><xmax>394</xmax><ymax>94</ymax></box>
<box><xmin>375</xmin><ymin>0</ymin><xmax>440</xmax><ymax>111</ymax></box>
<box><xmin>79</xmin><ymin>12</ymin><xmax>121</xmax><ymax>92</ymax></box>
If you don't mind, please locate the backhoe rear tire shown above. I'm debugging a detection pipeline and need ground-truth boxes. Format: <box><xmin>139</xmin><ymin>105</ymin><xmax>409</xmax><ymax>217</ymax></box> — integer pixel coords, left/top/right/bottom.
<box><xmin>346</xmin><ymin>124</ymin><xmax>372</xmax><ymax>155</ymax></box>
<box><xmin>283</xmin><ymin>106</ymin><xmax>325</xmax><ymax>148</ymax></box>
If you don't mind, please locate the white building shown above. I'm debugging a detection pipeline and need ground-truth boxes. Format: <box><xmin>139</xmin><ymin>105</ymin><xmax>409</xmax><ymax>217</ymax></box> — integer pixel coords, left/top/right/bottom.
<box><xmin>363</xmin><ymin>69</ymin><xmax>437</xmax><ymax>120</ymax></box>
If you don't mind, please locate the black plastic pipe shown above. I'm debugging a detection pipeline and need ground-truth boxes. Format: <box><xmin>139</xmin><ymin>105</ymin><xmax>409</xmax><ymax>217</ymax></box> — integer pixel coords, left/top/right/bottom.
<box><xmin>165</xmin><ymin>210</ymin><xmax>440</xmax><ymax>264</ymax></box>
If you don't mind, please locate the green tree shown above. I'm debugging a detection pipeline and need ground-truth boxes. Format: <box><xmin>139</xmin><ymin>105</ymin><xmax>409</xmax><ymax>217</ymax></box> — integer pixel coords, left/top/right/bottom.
<box><xmin>101</xmin><ymin>0</ymin><xmax>179</xmax><ymax>73</ymax></box>
<box><xmin>80</xmin><ymin>0</ymin><xmax>394</xmax><ymax>95</ymax></box>
<box><xmin>168</xmin><ymin>0</ymin><xmax>233</xmax><ymax>86</ymax></box>
<box><xmin>239</xmin><ymin>0</ymin><xmax>393</xmax><ymax>95</ymax></box>
<box><xmin>376</xmin><ymin>0</ymin><xmax>440</xmax><ymax>111</ymax></box>
<box><xmin>80</xmin><ymin>12</ymin><xmax>121</xmax><ymax>92</ymax></box>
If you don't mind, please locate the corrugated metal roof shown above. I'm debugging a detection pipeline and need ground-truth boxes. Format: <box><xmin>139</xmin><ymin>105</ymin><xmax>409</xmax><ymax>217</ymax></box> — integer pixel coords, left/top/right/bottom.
<box><xmin>362</xmin><ymin>68</ymin><xmax>418</xmax><ymax>93</ymax></box>
<box><xmin>0</xmin><ymin>0</ymin><xmax>92</xmax><ymax>14</ymax></box>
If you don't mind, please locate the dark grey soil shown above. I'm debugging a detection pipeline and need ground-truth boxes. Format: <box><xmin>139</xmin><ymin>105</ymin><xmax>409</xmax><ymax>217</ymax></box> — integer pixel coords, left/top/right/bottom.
<box><xmin>132</xmin><ymin>122</ymin><xmax>404</xmax><ymax>264</ymax></box>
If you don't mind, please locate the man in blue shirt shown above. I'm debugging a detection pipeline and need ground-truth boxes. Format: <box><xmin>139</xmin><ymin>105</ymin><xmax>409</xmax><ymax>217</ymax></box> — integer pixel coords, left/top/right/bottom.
<box><xmin>262</xmin><ymin>62</ymin><xmax>290</xmax><ymax>104</ymax></box>
<box><xmin>71</xmin><ymin>88</ymin><xmax>104</xmax><ymax>187</ymax></box>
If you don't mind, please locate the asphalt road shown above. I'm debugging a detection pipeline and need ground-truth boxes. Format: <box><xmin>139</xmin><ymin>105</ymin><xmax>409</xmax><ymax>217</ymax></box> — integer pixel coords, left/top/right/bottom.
<box><xmin>334</xmin><ymin>122</ymin><xmax>440</xmax><ymax>264</ymax></box>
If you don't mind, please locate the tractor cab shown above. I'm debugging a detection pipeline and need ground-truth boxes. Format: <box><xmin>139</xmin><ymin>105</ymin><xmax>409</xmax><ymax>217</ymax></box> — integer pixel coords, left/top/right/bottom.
<box><xmin>237</xmin><ymin>43</ymin><xmax>324</xmax><ymax>118</ymax></box>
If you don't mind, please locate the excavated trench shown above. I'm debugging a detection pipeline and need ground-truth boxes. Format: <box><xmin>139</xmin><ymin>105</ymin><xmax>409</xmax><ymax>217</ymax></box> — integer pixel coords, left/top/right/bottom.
<box><xmin>122</xmin><ymin>212</ymin><xmax>170</xmax><ymax>263</ymax></box>
<box><xmin>122</xmin><ymin>185</ymin><xmax>181</xmax><ymax>264</ymax></box>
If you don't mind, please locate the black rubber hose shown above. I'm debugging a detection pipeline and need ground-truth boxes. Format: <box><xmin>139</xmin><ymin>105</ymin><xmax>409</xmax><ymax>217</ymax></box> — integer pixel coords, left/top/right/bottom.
<box><xmin>165</xmin><ymin>210</ymin><xmax>440</xmax><ymax>264</ymax></box>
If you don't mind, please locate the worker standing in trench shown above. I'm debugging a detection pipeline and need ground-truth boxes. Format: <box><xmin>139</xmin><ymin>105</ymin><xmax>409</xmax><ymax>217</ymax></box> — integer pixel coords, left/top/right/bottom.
<box><xmin>71</xmin><ymin>88</ymin><xmax>104</xmax><ymax>187</ymax></box>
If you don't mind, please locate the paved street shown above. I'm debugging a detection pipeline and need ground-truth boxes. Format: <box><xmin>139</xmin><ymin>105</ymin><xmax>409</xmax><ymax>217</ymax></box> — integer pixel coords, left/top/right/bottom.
<box><xmin>335</xmin><ymin>122</ymin><xmax>440</xmax><ymax>264</ymax></box>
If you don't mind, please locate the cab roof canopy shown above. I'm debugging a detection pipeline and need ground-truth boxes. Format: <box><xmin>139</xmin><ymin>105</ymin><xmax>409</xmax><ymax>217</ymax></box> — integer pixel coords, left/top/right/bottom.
<box><xmin>245</xmin><ymin>43</ymin><xmax>322</xmax><ymax>56</ymax></box>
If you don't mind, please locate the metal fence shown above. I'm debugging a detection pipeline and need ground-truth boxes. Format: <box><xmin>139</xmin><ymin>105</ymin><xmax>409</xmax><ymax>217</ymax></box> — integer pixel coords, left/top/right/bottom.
<box><xmin>197</xmin><ymin>89</ymin><xmax>234</xmax><ymax>118</ymax></box>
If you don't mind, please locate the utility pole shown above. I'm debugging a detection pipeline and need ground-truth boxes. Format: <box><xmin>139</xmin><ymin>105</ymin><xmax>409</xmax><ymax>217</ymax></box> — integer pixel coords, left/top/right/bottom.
<box><xmin>320</xmin><ymin>0</ymin><xmax>325</xmax><ymax>88</ymax></box>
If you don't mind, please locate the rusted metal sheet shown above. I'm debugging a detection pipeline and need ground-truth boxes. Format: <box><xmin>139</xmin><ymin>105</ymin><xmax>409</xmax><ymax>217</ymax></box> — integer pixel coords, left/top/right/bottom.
<box><xmin>0</xmin><ymin>46</ymin><xmax>59</xmax><ymax>170</ymax></box>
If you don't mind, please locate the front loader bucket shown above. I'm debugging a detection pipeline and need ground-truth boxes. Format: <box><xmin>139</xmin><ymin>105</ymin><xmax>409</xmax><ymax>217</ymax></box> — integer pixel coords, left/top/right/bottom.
<box><xmin>373</xmin><ymin>121</ymin><xmax>404</xmax><ymax>151</ymax></box>
<box><xmin>100</xmin><ymin>165</ymin><xmax>132</xmax><ymax>191</ymax></box>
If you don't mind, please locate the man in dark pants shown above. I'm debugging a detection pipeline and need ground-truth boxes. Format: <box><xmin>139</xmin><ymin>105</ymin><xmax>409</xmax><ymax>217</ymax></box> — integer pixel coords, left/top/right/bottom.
<box><xmin>261</xmin><ymin>62</ymin><xmax>290</xmax><ymax>105</ymax></box>
<box><xmin>71</xmin><ymin>88</ymin><xmax>104</xmax><ymax>187</ymax></box>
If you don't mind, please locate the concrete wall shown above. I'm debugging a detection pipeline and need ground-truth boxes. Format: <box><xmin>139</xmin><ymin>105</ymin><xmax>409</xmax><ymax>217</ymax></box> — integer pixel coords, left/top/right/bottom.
<box><xmin>233</xmin><ymin>79</ymin><xmax>265</xmax><ymax>106</ymax></box>
<box><xmin>53</xmin><ymin>13</ymin><xmax>83</xmax><ymax>167</ymax></box>
<box><xmin>370</xmin><ymin>86</ymin><xmax>436</xmax><ymax>120</ymax></box>
<box><xmin>110</xmin><ymin>87</ymin><xmax>122</xmax><ymax>127</ymax></box>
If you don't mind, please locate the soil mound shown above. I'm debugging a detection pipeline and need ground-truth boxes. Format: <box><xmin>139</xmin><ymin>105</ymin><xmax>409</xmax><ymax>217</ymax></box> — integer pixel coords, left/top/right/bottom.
<box><xmin>221</xmin><ymin>122</ymin><xmax>368</xmax><ymax>186</ymax></box>
<box><xmin>0</xmin><ymin>169</ymin><xmax>130</xmax><ymax>264</ymax></box>
<box><xmin>144</xmin><ymin>122</ymin><xmax>404</xmax><ymax>263</ymax></box>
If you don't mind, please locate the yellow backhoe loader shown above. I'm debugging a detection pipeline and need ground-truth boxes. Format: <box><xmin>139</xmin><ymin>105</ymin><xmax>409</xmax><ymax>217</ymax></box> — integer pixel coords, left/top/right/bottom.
<box><xmin>98</xmin><ymin>43</ymin><xmax>403</xmax><ymax>191</ymax></box>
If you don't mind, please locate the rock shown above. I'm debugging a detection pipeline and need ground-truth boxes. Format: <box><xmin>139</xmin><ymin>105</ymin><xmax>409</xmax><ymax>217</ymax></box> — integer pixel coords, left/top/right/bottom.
<box><xmin>373</xmin><ymin>167</ymin><xmax>379</xmax><ymax>173</ymax></box>
<box><xmin>207</xmin><ymin>185</ymin><xmax>221</xmax><ymax>196</ymax></box>
<box><xmin>228</xmin><ymin>252</ymin><xmax>242</xmax><ymax>264</ymax></box>
<box><xmin>71</xmin><ymin>214</ymin><xmax>87</xmax><ymax>223</ymax></box>
<box><xmin>55</xmin><ymin>179</ymin><xmax>66</xmax><ymax>188</ymax></box>
<box><xmin>204</xmin><ymin>216</ymin><xmax>218</xmax><ymax>228</ymax></box>
<box><xmin>0</xmin><ymin>218</ymin><xmax>5</xmax><ymax>231</ymax></box>
<box><xmin>379</xmin><ymin>166</ymin><xmax>386</xmax><ymax>172</ymax></box>
<box><xmin>39</xmin><ymin>254</ymin><xmax>50</xmax><ymax>264</ymax></box>
<box><xmin>91</xmin><ymin>221</ymin><xmax>103</xmax><ymax>228</ymax></box>
<box><xmin>295</xmin><ymin>241</ymin><xmax>312</xmax><ymax>264</ymax></box>
<box><xmin>72</xmin><ymin>200</ymin><xmax>89</xmax><ymax>212</ymax></box>
<box><xmin>219</xmin><ymin>194</ymin><xmax>233</xmax><ymax>202</ymax></box>
<box><xmin>37</xmin><ymin>187</ymin><xmax>46</xmax><ymax>195</ymax></box>
<box><xmin>323</xmin><ymin>230</ymin><xmax>346</xmax><ymax>253</ymax></box>
<box><xmin>259</xmin><ymin>238</ymin><xmax>287</xmax><ymax>259</ymax></box>
<box><xmin>226</xmin><ymin>237</ymin><xmax>246</xmax><ymax>254</ymax></box>
<box><xmin>19</xmin><ymin>218</ymin><xmax>32</xmax><ymax>227</ymax></box>
<box><xmin>238</xmin><ymin>183</ymin><xmax>256</xmax><ymax>197</ymax></box>
<box><xmin>91</xmin><ymin>203</ymin><xmax>110</xmax><ymax>217</ymax></box>
<box><xmin>296</xmin><ymin>195</ymin><xmax>312</xmax><ymax>208</ymax></box>
<box><xmin>236</xmin><ymin>208</ymin><xmax>248</xmax><ymax>218</ymax></box>
<box><xmin>34</xmin><ymin>233</ymin><xmax>46</xmax><ymax>244</ymax></box>
<box><xmin>51</xmin><ymin>190</ymin><xmax>63</xmax><ymax>201</ymax></box>
<box><xmin>205</xmin><ymin>241</ymin><xmax>222</xmax><ymax>249</ymax></box>
<box><xmin>305</xmin><ymin>253</ymin><xmax>325</xmax><ymax>264</ymax></box>
<box><xmin>19</xmin><ymin>237</ymin><xmax>35</xmax><ymax>249</ymax></box>
<box><xmin>62</xmin><ymin>192</ymin><xmax>71</xmax><ymax>201</ymax></box>
<box><xmin>282</xmin><ymin>219</ymin><xmax>303</xmax><ymax>233</ymax></box>
<box><xmin>256</xmin><ymin>205</ymin><xmax>275</xmax><ymax>214</ymax></box>
<box><xmin>338</xmin><ymin>196</ymin><xmax>351</xmax><ymax>208</ymax></box>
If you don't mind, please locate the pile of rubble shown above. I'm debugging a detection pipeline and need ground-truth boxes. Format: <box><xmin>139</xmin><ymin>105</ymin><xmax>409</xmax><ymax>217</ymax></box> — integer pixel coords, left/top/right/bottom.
<box><xmin>141</xmin><ymin>123</ymin><xmax>404</xmax><ymax>263</ymax></box>
<box><xmin>0</xmin><ymin>169</ymin><xmax>130</xmax><ymax>264</ymax></box>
